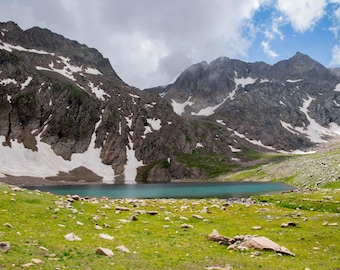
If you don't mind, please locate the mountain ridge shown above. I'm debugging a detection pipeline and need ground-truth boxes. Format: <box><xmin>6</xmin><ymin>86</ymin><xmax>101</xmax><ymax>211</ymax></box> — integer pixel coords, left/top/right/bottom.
<box><xmin>1</xmin><ymin>21</ymin><xmax>340</xmax><ymax>185</ymax></box>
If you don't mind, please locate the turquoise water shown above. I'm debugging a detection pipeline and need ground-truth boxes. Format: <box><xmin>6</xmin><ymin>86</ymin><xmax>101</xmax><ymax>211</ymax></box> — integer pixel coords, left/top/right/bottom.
<box><xmin>27</xmin><ymin>182</ymin><xmax>294</xmax><ymax>199</ymax></box>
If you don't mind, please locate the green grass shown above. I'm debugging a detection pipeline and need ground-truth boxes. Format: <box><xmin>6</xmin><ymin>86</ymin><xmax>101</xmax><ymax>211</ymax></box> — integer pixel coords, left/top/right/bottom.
<box><xmin>0</xmin><ymin>183</ymin><xmax>339</xmax><ymax>269</ymax></box>
<box><xmin>175</xmin><ymin>152</ymin><xmax>240</xmax><ymax>177</ymax></box>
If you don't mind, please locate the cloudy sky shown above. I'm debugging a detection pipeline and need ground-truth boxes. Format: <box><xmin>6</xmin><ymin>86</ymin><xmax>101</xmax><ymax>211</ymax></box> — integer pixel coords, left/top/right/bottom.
<box><xmin>1</xmin><ymin>0</ymin><xmax>340</xmax><ymax>89</ymax></box>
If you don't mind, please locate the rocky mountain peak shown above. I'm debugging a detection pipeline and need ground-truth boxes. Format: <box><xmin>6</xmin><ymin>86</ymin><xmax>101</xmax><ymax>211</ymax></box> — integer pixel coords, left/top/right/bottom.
<box><xmin>146</xmin><ymin>54</ymin><xmax>340</xmax><ymax>152</ymax></box>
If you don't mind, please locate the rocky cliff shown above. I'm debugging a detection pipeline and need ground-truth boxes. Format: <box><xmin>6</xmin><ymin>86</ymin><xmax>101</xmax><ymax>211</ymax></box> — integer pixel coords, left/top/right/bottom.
<box><xmin>147</xmin><ymin>53</ymin><xmax>340</xmax><ymax>151</ymax></box>
<box><xmin>0</xmin><ymin>21</ymin><xmax>248</xmax><ymax>184</ymax></box>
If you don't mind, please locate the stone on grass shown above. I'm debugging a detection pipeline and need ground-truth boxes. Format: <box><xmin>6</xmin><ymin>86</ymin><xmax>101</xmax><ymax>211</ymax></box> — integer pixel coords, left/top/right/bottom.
<box><xmin>99</xmin><ymin>233</ymin><xmax>114</xmax><ymax>240</ymax></box>
<box><xmin>0</xmin><ymin>242</ymin><xmax>10</xmax><ymax>252</ymax></box>
<box><xmin>3</xmin><ymin>223</ymin><xmax>13</xmax><ymax>228</ymax></box>
<box><xmin>116</xmin><ymin>245</ymin><xmax>131</xmax><ymax>253</ymax></box>
<box><xmin>193</xmin><ymin>214</ymin><xmax>203</xmax><ymax>220</ymax></box>
<box><xmin>252</xmin><ymin>226</ymin><xmax>261</xmax><ymax>230</ymax></box>
<box><xmin>21</xmin><ymin>262</ymin><xmax>34</xmax><ymax>268</ymax></box>
<box><xmin>64</xmin><ymin>232</ymin><xmax>82</xmax><ymax>241</ymax></box>
<box><xmin>146</xmin><ymin>211</ymin><xmax>158</xmax><ymax>215</ymax></box>
<box><xmin>95</xmin><ymin>225</ymin><xmax>103</xmax><ymax>230</ymax></box>
<box><xmin>96</xmin><ymin>247</ymin><xmax>114</xmax><ymax>257</ymax></box>
<box><xmin>31</xmin><ymin>258</ymin><xmax>44</xmax><ymax>264</ymax></box>
<box><xmin>181</xmin><ymin>224</ymin><xmax>194</xmax><ymax>229</ymax></box>
<box><xmin>281</xmin><ymin>222</ymin><xmax>297</xmax><ymax>228</ymax></box>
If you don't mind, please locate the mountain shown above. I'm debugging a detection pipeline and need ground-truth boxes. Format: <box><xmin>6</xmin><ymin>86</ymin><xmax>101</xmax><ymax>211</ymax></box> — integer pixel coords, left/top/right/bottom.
<box><xmin>1</xmin><ymin>21</ymin><xmax>255</xmax><ymax>184</ymax></box>
<box><xmin>146</xmin><ymin>53</ymin><xmax>340</xmax><ymax>151</ymax></box>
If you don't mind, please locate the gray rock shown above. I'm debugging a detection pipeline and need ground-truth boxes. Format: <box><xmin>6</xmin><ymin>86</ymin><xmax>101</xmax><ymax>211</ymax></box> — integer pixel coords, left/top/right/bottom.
<box><xmin>96</xmin><ymin>247</ymin><xmax>114</xmax><ymax>257</ymax></box>
<box><xmin>0</xmin><ymin>242</ymin><xmax>10</xmax><ymax>252</ymax></box>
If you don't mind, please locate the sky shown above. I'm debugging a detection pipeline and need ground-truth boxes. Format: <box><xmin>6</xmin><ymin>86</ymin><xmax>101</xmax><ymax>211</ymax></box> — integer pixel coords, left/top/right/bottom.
<box><xmin>1</xmin><ymin>0</ymin><xmax>340</xmax><ymax>89</ymax></box>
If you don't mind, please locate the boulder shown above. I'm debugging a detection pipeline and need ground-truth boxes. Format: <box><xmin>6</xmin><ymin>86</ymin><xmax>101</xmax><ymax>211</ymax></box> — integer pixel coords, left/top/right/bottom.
<box><xmin>0</xmin><ymin>242</ymin><xmax>10</xmax><ymax>252</ymax></box>
<box><xmin>96</xmin><ymin>247</ymin><xmax>114</xmax><ymax>257</ymax></box>
<box><xmin>64</xmin><ymin>232</ymin><xmax>82</xmax><ymax>241</ymax></box>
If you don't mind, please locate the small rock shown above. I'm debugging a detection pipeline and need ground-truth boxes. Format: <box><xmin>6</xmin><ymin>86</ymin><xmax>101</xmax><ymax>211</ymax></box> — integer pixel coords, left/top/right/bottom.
<box><xmin>146</xmin><ymin>211</ymin><xmax>158</xmax><ymax>215</ymax></box>
<box><xmin>0</xmin><ymin>242</ymin><xmax>10</xmax><ymax>252</ymax></box>
<box><xmin>99</xmin><ymin>233</ymin><xmax>114</xmax><ymax>240</ymax></box>
<box><xmin>193</xmin><ymin>214</ymin><xmax>203</xmax><ymax>219</ymax></box>
<box><xmin>71</xmin><ymin>195</ymin><xmax>80</xmax><ymax>201</ymax></box>
<box><xmin>116</xmin><ymin>206</ymin><xmax>130</xmax><ymax>211</ymax></box>
<box><xmin>39</xmin><ymin>246</ymin><xmax>48</xmax><ymax>251</ymax></box>
<box><xmin>64</xmin><ymin>232</ymin><xmax>82</xmax><ymax>241</ymax></box>
<box><xmin>252</xmin><ymin>226</ymin><xmax>261</xmax><ymax>230</ymax></box>
<box><xmin>181</xmin><ymin>224</ymin><xmax>194</xmax><ymax>229</ymax></box>
<box><xmin>116</xmin><ymin>245</ymin><xmax>131</xmax><ymax>253</ymax></box>
<box><xmin>95</xmin><ymin>225</ymin><xmax>103</xmax><ymax>230</ymax></box>
<box><xmin>21</xmin><ymin>262</ymin><xmax>34</xmax><ymax>268</ymax></box>
<box><xmin>31</xmin><ymin>258</ymin><xmax>44</xmax><ymax>264</ymax></box>
<box><xmin>281</xmin><ymin>222</ymin><xmax>297</xmax><ymax>228</ymax></box>
<box><xmin>130</xmin><ymin>215</ymin><xmax>138</xmax><ymax>221</ymax></box>
<box><xmin>96</xmin><ymin>247</ymin><xmax>114</xmax><ymax>257</ymax></box>
<box><xmin>3</xmin><ymin>223</ymin><xmax>13</xmax><ymax>228</ymax></box>
<box><xmin>76</xmin><ymin>221</ymin><xmax>84</xmax><ymax>226</ymax></box>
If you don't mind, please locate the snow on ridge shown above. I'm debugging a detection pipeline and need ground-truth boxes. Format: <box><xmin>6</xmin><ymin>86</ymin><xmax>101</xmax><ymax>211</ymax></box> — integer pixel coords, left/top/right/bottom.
<box><xmin>229</xmin><ymin>145</ymin><xmax>241</xmax><ymax>152</ymax></box>
<box><xmin>20</xmin><ymin>76</ymin><xmax>32</xmax><ymax>90</ymax></box>
<box><xmin>84</xmin><ymin>67</ymin><xmax>102</xmax><ymax>75</ymax></box>
<box><xmin>0</xmin><ymin>78</ymin><xmax>17</xmax><ymax>86</ymax></box>
<box><xmin>334</xmin><ymin>83</ymin><xmax>340</xmax><ymax>92</ymax></box>
<box><xmin>234</xmin><ymin>77</ymin><xmax>257</xmax><ymax>88</ymax></box>
<box><xmin>260</xmin><ymin>78</ymin><xmax>270</xmax><ymax>83</ymax></box>
<box><xmin>191</xmin><ymin>98</ymin><xmax>227</xmax><ymax>116</ymax></box>
<box><xmin>295</xmin><ymin>96</ymin><xmax>334</xmax><ymax>143</ymax></box>
<box><xmin>147</xmin><ymin>118</ymin><xmax>161</xmax><ymax>131</ymax></box>
<box><xmin>0</xmin><ymin>40</ymin><xmax>54</xmax><ymax>55</ymax></box>
<box><xmin>171</xmin><ymin>96</ymin><xmax>194</xmax><ymax>116</ymax></box>
<box><xmin>196</xmin><ymin>142</ymin><xmax>203</xmax><ymax>148</ymax></box>
<box><xmin>216</xmin><ymin>119</ymin><xmax>227</xmax><ymax>125</ymax></box>
<box><xmin>286</xmin><ymin>79</ymin><xmax>303</xmax><ymax>83</ymax></box>
<box><xmin>88</xmin><ymin>81</ymin><xmax>110</xmax><ymax>101</ymax></box>
<box><xmin>232</xmin><ymin>130</ymin><xmax>276</xmax><ymax>151</ymax></box>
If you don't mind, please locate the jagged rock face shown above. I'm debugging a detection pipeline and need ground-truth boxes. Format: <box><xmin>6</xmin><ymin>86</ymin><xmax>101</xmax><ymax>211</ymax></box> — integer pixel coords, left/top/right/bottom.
<box><xmin>0</xmin><ymin>21</ymin><xmax>241</xmax><ymax>183</ymax></box>
<box><xmin>148</xmin><ymin>53</ymin><xmax>340</xmax><ymax>151</ymax></box>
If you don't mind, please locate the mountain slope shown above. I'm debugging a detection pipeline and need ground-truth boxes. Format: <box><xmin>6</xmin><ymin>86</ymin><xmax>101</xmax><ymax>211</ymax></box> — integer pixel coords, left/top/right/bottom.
<box><xmin>0</xmin><ymin>21</ymin><xmax>246</xmax><ymax>184</ymax></box>
<box><xmin>147</xmin><ymin>53</ymin><xmax>340</xmax><ymax>151</ymax></box>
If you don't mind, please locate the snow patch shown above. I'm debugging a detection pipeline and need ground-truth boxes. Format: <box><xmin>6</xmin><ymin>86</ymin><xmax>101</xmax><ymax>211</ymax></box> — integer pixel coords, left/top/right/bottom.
<box><xmin>124</xmin><ymin>133</ymin><xmax>144</xmax><ymax>183</ymax></box>
<box><xmin>7</xmin><ymin>94</ymin><xmax>11</xmax><ymax>103</ymax></box>
<box><xmin>232</xmin><ymin>130</ymin><xmax>276</xmax><ymax>151</ymax></box>
<box><xmin>84</xmin><ymin>67</ymin><xmax>102</xmax><ymax>75</ymax></box>
<box><xmin>20</xmin><ymin>76</ymin><xmax>32</xmax><ymax>90</ymax></box>
<box><xmin>280</xmin><ymin>121</ymin><xmax>299</xmax><ymax>135</ymax></box>
<box><xmin>216</xmin><ymin>119</ymin><xmax>227</xmax><ymax>125</ymax></box>
<box><xmin>334</xmin><ymin>83</ymin><xmax>340</xmax><ymax>92</ymax></box>
<box><xmin>0</xmin><ymin>116</ymin><xmax>115</xmax><ymax>182</ymax></box>
<box><xmin>0</xmin><ymin>78</ymin><xmax>17</xmax><ymax>86</ymax></box>
<box><xmin>171</xmin><ymin>96</ymin><xmax>194</xmax><ymax>116</ymax></box>
<box><xmin>229</xmin><ymin>145</ymin><xmax>241</xmax><ymax>152</ymax></box>
<box><xmin>196</xmin><ymin>142</ymin><xmax>203</xmax><ymax>148</ymax></box>
<box><xmin>88</xmin><ymin>81</ymin><xmax>110</xmax><ymax>101</ymax></box>
<box><xmin>191</xmin><ymin>98</ymin><xmax>227</xmax><ymax>116</ymax></box>
<box><xmin>286</xmin><ymin>79</ymin><xmax>303</xmax><ymax>83</ymax></box>
<box><xmin>147</xmin><ymin>118</ymin><xmax>161</xmax><ymax>131</ymax></box>
<box><xmin>260</xmin><ymin>79</ymin><xmax>270</xmax><ymax>83</ymax></box>
<box><xmin>295</xmin><ymin>96</ymin><xmax>333</xmax><ymax>143</ymax></box>
<box><xmin>0</xmin><ymin>40</ymin><xmax>54</xmax><ymax>55</ymax></box>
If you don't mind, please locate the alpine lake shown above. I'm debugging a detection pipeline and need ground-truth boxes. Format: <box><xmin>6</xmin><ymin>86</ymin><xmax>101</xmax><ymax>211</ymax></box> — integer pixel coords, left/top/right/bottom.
<box><xmin>26</xmin><ymin>181</ymin><xmax>294</xmax><ymax>199</ymax></box>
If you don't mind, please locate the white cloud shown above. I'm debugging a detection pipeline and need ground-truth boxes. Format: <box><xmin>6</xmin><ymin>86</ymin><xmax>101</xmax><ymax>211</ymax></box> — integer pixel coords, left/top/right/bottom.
<box><xmin>330</xmin><ymin>44</ymin><xmax>340</xmax><ymax>66</ymax></box>
<box><xmin>276</xmin><ymin>0</ymin><xmax>327</xmax><ymax>32</ymax></box>
<box><xmin>0</xmin><ymin>0</ymin><xmax>268</xmax><ymax>88</ymax></box>
<box><xmin>261</xmin><ymin>41</ymin><xmax>279</xmax><ymax>58</ymax></box>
